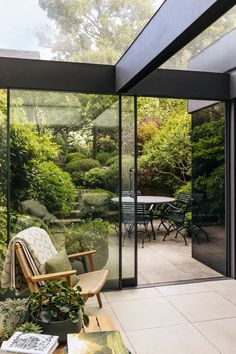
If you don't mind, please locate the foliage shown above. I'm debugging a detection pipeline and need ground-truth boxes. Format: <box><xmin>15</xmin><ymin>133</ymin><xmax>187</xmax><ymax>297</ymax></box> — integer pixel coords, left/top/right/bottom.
<box><xmin>175</xmin><ymin>182</ymin><xmax>192</xmax><ymax>198</ymax></box>
<box><xmin>80</xmin><ymin>191</ymin><xmax>112</xmax><ymax>218</ymax></box>
<box><xmin>66</xmin><ymin>158</ymin><xmax>100</xmax><ymax>173</ymax></box>
<box><xmin>106</xmin><ymin>155</ymin><xmax>119</xmax><ymax>166</ymax></box>
<box><xmin>192</xmin><ymin>111</ymin><xmax>225</xmax><ymax>221</ymax></box>
<box><xmin>0</xmin><ymin>207</ymin><xmax>7</xmax><ymax>279</ymax></box>
<box><xmin>137</xmin><ymin>117</ymin><xmax>160</xmax><ymax>152</ymax></box>
<box><xmin>139</xmin><ymin>99</ymin><xmax>191</xmax><ymax>193</ymax></box>
<box><xmin>29</xmin><ymin>161</ymin><xmax>75</xmax><ymax>216</ymax></box>
<box><xmin>84</xmin><ymin>168</ymin><xmax>107</xmax><ymax>189</ymax></box>
<box><xmin>38</xmin><ymin>0</ymin><xmax>156</xmax><ymax>64</ymax></box>
<box><xmin>10</xmin><ymin>123</ymin><xmax>60</xmax><ymax>205</ymax></box>
<box><xmin>16</xmin><ymin>322</ymin><xmax>43</xmax><ymax>334</ymax></box>
<box><xmin>65</xmin><ymin>152</ymin><xmax>85</xmax><ymax>163</ymax></box>
<box><xmin>65</xmin><ymin>218</ymin><xmax>109</xmax><ymax>253</ymax></box>
<box><xmin>96</xmin><ymin>135</ymin><xmax>118</xmax><ymax>153</ymax></box>
<box><xmin>11</xmin><ymin>214</ymin><xmax>48</xmax><ymax>235</ymax></box>
<box><xmin>0</xmin><ymin>298</ymin><xmax>28</xmax><ymax>340</ymax></box>
<box><xmin>27</xmin><ymin>280</ymin><xmax>89</xmax><ymax>326</ymax></box>
<box><xmin>96</xmin><ymin>151</ymin><xmax>112</xmax><ymax>165</ymax></box>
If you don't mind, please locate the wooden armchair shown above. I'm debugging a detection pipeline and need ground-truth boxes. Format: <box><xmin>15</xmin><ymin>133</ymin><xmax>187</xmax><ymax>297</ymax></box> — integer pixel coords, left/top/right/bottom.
<box><xmin>15</xmin><ymin>243</ymin><xmax>109</xmax><ymax>308</ymax></box>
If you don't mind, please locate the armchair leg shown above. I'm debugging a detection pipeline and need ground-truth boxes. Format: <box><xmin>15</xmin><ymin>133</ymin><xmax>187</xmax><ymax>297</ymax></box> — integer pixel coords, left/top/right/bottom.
<box><xmin>96</xmin><ymin>293</ymin><xmax>103</xmax><ymax>308</ymax></box>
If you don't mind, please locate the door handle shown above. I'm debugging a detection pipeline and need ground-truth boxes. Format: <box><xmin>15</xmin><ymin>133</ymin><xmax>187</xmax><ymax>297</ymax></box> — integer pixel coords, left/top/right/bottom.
<box><xmin>129</xmin><ymin>167</ymin><xmax>135</xmax><ymax>197</ymax></box>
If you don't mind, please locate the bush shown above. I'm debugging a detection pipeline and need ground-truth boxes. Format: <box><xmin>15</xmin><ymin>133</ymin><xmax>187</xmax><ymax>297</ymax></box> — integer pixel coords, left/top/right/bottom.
<box><xmin>65</xmin><ymin>152</ymin><xmax>85</xmax><ymax>163</ymax></box>
<box><xmin>175</xmin><ymin>181</ymin><xmax>192</xmax><ymax>197</ymax></box>
<box><xmin>29</xmin><ymin>161</ymin><xmax>75</xmax><ymax>216</ymax></box>
<box><xmin>65</xmin><ymin>158</ymin><xmax>100</xmax><ymax>173</ymax></box>
<box><xmin>65</xmin><ymin>218</ymin><xmax>109</xmax><ymax>253</ymax></box>
<box><xmin>106</xmin><ymin>155</ymin><xmax>118</xmax><ymax>166</ymax></box>
<box><xmin>97</xmin><ymin>135</ymin><xmax>118</xmax><ymax>153</ymax></box>
<box><xmin>80</xmin><ymin>191</ymin><xmax>112</xmax><ymax>218</ymax></box>
<box><xmin>84</xmin><ymin>168</ymin><xmax>107</xmax><ymax>189</ymax></box>
<box><xmin>96</xmin><ymin>151</ymin><xmax>111</xmax><ymax>165</ymax></box>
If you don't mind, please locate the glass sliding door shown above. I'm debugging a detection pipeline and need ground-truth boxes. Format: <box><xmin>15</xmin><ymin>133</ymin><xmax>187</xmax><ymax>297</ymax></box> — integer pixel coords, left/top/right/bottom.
<box><xmin>0</xmin><ymin>89</ymin><xmax>8</xmax><ymax>300</ymax></box>
<box><xmin>9</xmin><ymin>89</ymin><xmax>120</xmax><ymax>289</ymax></box>
<box><xmin>192</xmin><ymin>102</ymin><xmax>226</xmax><ymax>275</ymax></box>
<box><xmin>121</xmin><ymin>96</ymin><xmax>137</xmax><ymax>286</ymax></box>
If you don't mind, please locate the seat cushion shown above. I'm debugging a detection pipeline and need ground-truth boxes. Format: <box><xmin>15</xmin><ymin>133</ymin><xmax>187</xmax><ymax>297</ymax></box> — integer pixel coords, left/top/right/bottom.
<box><xmin>74</xmin><ymin>269</ymin><xmax>109</xmax><ymax>295</ymax></box>
<box><xmin>45</xmin><ymin>248</ymin><xmax>79</xmax><ymax>287</ymax></box>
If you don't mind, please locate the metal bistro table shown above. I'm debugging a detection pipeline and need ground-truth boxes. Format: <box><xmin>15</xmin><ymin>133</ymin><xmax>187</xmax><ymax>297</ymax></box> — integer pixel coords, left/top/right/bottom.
<box><xmin>112</xmin><ymin>195</ymin><xmax>175</xmax><ymax>240</ymax></box>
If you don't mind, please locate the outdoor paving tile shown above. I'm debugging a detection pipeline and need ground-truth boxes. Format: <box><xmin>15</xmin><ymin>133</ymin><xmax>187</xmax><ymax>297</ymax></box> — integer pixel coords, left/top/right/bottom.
<box><xmin>205</xmin><ymin>279</ymin><xmax>236</xmax><ymax>290</ymax></box>
<box><xmin>104</xmin><ymin>287</ymin><xmax>161</xmax><ymax>302</ymax></box>
<box><xmin>139</xmin><ymin>264</ymin><xmax>190</xmax><ymax>283</ymax></box>
<box><xmin>157</xmin><ymin>282</ymin><xmax>211</xmax><ymax>296</ymax></box>
<box><xmin>127</xmin><ymin>324</ymin><xmax>219</xmax><ymax>354</ymax></box>
<box><xmin>167</xmin><ymin>291</ymin><xmax>236</xmax><ymax>322</ymax></box>
<box><xmin>110</xmin><ymin>297</ymin><xmax>187</xmax><ymax>331</ymax></box>
<box><xmin>194</xmin><ymin>318</ymin><xmax>236</xmax><ymax>354</ymax></box>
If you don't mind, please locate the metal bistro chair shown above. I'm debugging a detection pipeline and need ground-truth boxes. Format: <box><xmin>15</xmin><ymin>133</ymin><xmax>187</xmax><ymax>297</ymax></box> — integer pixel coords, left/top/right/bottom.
<box><xmin>162</xmin><ymin>193</ymin><xmax>192</xmax><ymax>245</ymax></box>
<box><xmin>122</xmin><ymin>202</ymin><xmax>151</xmax><ymax>248</ymax></box>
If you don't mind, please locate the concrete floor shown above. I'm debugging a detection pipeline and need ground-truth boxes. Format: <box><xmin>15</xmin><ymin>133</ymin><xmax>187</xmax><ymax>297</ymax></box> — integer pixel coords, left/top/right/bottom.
<box><xmin>86</xmin><ymin>279</ymin><xmax>236</xmax><ymax>354</ymax></box>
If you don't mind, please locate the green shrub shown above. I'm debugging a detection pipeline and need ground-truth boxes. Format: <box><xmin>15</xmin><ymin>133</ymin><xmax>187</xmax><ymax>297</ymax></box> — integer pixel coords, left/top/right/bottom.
<box><xmin>96</xmin><ymin>151</ymin><xmax>111</xmax><ymax>165</ymax></box>
<box><xmin>29</xmin><ymin>161</ymin><xmax>75</xmax><ymax>216</ymax></box>
<box><xmin>65</xmin><ymin>158</ymin><xmax>100</xmax><ymax>173</ymax></box>
<box><xmin>11</xmin><ymin>214</ymin><xmax>49</xmax><ymax>235</ymax></box>
<box><xmin>106</xmin><ymin>155</ymin><xmax>118</xmax><ymax>166</ymax></box>
<box><xmin>97</xmin><ymin>135</ymin><xmax>118</xmax><ymax>153</ymax></box>
<box><xmin>10</xmin><ymin>123</ymin><xmax>60</xmax><ymax>206</ymax></box>
<box><xmin>65</xmin><ymin>152</ymin><xmax>85</xmax><ymax>163</ymax></box>
<box><xmin>84</xmin><ymin>168</ymin><xmax>107</xmax><ymax>189</ymax></box>
<box><xmin>175</xmin><ymin>181</ymin><xmax>192</xmax><ymax>197</ymax></box>
<box><xmin>65</xmin><ymin>218</ymin><xmax>109</xmax><ymax>253</ymax></box>
<box><xmin>80</xmin><ymin>191</ymin><xmax>112</xmax><ymax>218</ymax></box>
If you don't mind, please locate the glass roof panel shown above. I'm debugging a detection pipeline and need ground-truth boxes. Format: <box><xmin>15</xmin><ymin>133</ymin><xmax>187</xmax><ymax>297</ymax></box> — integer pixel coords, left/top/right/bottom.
<box><xmin>0</xmin><ymin>0</ymin><xmax>165</xmax><ymax>64</ymax></box>
<box><xmin>161</xmin><ymin>5</ymin><xmax>236</xmax><ymax>72</ymax></box>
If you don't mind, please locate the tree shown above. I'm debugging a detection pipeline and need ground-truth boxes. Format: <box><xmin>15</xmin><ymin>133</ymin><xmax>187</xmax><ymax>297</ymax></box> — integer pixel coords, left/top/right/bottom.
<box><xmin>138</xmin><ymin>99</ymin><xmax>191</xmax><ymax>193</ymax></box>
<box><xmin>38</xmin><ymin>0</ymin><xmax>156</xmax><ymax>64</ymax></box>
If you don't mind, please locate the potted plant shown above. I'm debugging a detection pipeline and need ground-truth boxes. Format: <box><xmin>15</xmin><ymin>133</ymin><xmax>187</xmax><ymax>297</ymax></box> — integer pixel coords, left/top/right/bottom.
<box><xmin>27</xmin><ymin>280</ymin><xmax>89</xmax><ymax>344</ymax></box>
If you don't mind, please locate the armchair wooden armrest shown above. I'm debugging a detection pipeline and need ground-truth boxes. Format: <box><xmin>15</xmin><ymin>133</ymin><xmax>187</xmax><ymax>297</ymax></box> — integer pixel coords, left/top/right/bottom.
<box><xmin>30</xmin><ymin>270</ymin><xmax>76</xmax><ymax>287</ymax></box>
<box><xmin>68</xmin><ymin>250</ymin><xmax>96</xmax><ymax>271</ymax></box>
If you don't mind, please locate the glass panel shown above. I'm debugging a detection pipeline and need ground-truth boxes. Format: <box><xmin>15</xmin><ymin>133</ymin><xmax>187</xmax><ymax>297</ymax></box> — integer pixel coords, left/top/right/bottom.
<box><xmin>192</xmin><ymin>102</ymin><xmax>226</xmax><ymax>275</ymax></box>
<box><xmin>9</xmin><ymin>90</ymin><xmax>120</xmax><ymax>289</ymax></box>
<box><xmin>0</xmin><ymin>0</ymin><xmax>164</xmax><ymax>64</ymax></box>
<box><xmin>121</xmin><ymin>96</ymin><xmax>136</xmax><ymax>281</ymax></box>
<box><xmin>0</xmin><ymin>90</ymin><xmax>8</xmax><ymax>300</ymax></box>
<box><xmin>161</xmin><ymin>5</ymin><xmax>236</xmax><ymax>71</ymax></box>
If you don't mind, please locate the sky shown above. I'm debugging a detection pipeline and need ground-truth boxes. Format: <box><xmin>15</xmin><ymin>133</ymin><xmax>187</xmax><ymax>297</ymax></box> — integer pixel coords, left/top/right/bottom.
<box><xmin>0</xmin><ymin>0</ymin><xmax>165</xmax><ymax>60</ymax></box>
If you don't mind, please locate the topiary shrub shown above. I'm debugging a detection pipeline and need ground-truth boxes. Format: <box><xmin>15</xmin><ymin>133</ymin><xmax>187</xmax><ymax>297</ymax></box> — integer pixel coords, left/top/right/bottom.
<box><xmin>96</xmin><ymin>151</ymin><xmax>111</xmax><ymax>165</ymax></box>
<box><xmin>29</xmin><ymin>161</ymin><xmax>75</xmax><ymax>216</ymax></box>
<box><xmin>84</xmin><ymin>168</ymin><xmax>107</xmax><ymax>189</ymax></box>
<box><xmin>106</xmin><ymin>155</ymin><xmax>119</xmax><ymax>166</ymax></box>
<box><xmin>80</xmin><ymin>191</ymin><xmax>112</xmax><ymax>218</ymax></box>
<box><xmin>65</xmin><ymin>152</ymin><xmax>85</xmax><ymax>163</ymax></box>
<box><xmin>65</xmin><ymin>158</ymin><xmax>100</xmax><ymax>173</ymax></box>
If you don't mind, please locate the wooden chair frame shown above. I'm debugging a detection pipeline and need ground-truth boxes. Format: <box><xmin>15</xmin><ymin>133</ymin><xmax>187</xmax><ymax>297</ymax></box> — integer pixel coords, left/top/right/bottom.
<box><xmin>15</xmin><ymin>243</ymin><xmax>107</xmax><ymax>308</ymax></box>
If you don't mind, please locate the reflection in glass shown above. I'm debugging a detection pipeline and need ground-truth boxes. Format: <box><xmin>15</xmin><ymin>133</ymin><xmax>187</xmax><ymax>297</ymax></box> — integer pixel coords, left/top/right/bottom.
<box><xmin>192</xmin><ymin>103</ymin><xmax>225</xmax><ymax>275</ymax></box>
<box><xmin>0</xmin><ymin>90</ymin><xmax>8</xmax><ymax>299</ymax></box>
<box><xmin>161</xmin><ymin>5</ymin><xmax>236</xmax><ymax>71</ymax></box>
<box><xmin>0</xmin><ymin>0</ymin><xmax>164</xmax><ymax>64</ymax></box>
<box><xmin>9</xmin><ymin>90</ymin><xmax>119</xmax><ymax>289</ymax></box>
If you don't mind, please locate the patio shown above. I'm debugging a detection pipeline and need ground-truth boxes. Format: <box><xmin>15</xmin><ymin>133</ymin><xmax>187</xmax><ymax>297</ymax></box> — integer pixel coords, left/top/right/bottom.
<box><xmin>86</xmin><ymin>279</ymin><xmax>236</xmax><ymax>354</ymax></box>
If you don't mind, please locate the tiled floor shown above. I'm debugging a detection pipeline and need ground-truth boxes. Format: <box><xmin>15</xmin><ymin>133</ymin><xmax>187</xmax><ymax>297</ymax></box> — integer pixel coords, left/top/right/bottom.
<box><xmin>86</xmin><ymin>279</ymin><xmax>236</xmax><ymax>354</ymax></box>
<box><xmin>122</xmin><ymin>226</ymin><xmax>222</xmax><ymax>284</ymax></box>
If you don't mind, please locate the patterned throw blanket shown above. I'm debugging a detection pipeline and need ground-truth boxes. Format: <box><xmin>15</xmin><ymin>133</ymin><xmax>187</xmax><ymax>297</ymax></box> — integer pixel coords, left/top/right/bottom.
<box><xmin>1</xmin><ymin>227</ymin><xmax>57</xmax><ymax>295</ymax></box>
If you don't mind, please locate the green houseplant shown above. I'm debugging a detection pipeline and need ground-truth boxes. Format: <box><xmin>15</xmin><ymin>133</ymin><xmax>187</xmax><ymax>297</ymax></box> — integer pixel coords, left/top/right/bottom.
<box><xmin>27</xmin><ymin>280</ymin><xmax>89</xmax><ymax>344</ymax></box>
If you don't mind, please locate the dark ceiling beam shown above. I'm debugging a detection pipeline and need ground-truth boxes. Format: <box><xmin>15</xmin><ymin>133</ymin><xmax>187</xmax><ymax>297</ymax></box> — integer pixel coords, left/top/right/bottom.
<box><xmin>128</xmin><ymin>69</ymin><xmax>230</xmax><ymax>101</ymax></box>
<box><xmin>116</xmin><ymin>0</ymin><xmax>236</xmax><ymax>93</ymax></box>
<box><xmin>0</xmin><ymin>57</ymin><xmax>115</xmax><ymax>94</ymax></box>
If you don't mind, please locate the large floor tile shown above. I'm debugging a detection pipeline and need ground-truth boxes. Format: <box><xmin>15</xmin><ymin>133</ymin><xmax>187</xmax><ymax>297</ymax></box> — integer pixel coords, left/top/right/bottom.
<box><xmin>127</xmin><ymin>324</ymin><xmax>218</xmax><ymax>354</ymax></box>
<box><xmin>205</xmin><ymin>279</ymin><xmax>236</xmax><ymax>290</ymax></box>
<box><xmin>139</xmin><ymin>264</ymin><xmax>190</xmax><ymax>283</ymax></box>
<box><xmin>157</xmin><ymin>282</ymin><xmax>211</xmax><ymax>296</ymax></box>
<box><xmin>110</xmin><ymin>297</ymin><xmax>187</xmax><ymax>331</ymax></box>
<box><xmin>167</xmin><ymin>291</ymin><xmax>236</xmax><ymax>322</ymax></box>
<box><xmin>194</xmin><ymin>317</ymin><xmax>236</xmax><ymax>354</ymax></box>
<box><xmin>105</xmin><ymin>287</ymin><xmax>161</xmax><ymax>302</ymax></box>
